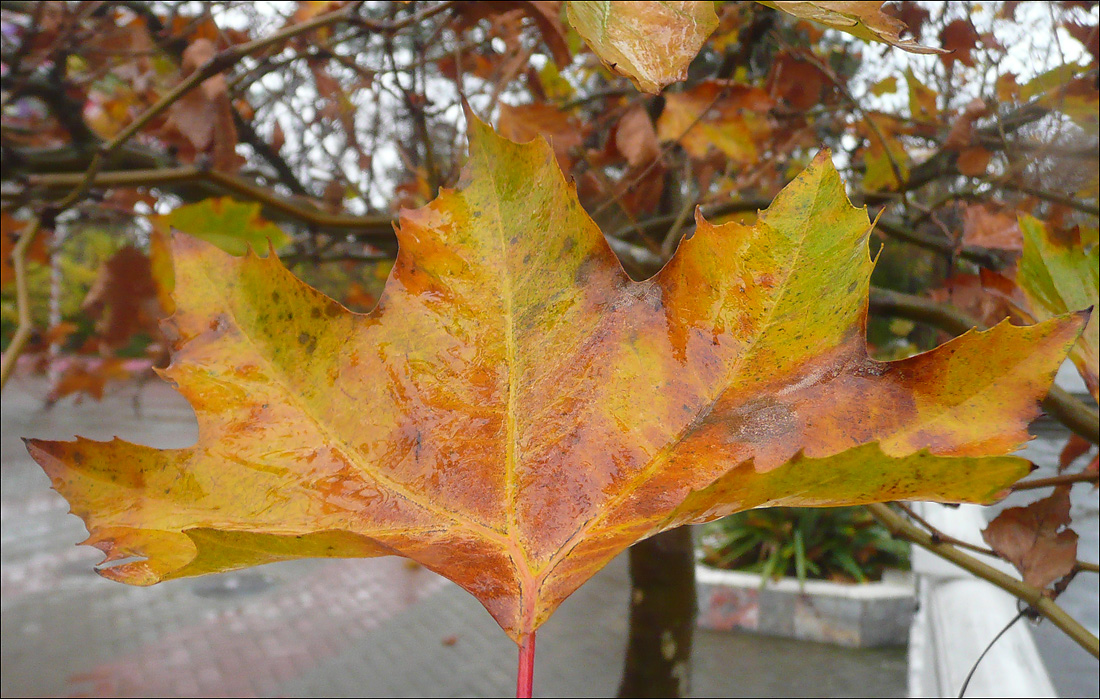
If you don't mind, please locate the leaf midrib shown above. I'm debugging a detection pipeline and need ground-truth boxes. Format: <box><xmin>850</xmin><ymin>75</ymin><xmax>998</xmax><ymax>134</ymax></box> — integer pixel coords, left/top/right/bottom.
<box><xmin>536</xmin><ymin>181</ymin><xmax>826</xmax><ymax>583</ymax></box>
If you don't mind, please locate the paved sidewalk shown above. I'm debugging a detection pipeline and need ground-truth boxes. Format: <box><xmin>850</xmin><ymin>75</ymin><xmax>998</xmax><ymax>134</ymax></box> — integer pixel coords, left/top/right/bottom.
<box><xmin>2</xmin><ymin>377</ymin><xmax>906</xmax><ymax>697</ymax></box>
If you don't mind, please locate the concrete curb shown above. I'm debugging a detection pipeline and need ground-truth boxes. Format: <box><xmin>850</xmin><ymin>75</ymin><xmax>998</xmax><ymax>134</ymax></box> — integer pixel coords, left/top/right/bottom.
<box><xmin>696</xmin><ymin>564</ymin><xmax>916</xmax><ymax>647</ymax></box>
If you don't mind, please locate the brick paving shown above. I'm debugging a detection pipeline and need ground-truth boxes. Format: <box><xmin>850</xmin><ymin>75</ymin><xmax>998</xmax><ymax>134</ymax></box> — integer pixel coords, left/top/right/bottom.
<box><xmin>2</xmin><ymin>377</ymin><xmax>906</xmax><ymax>697</ymax></box>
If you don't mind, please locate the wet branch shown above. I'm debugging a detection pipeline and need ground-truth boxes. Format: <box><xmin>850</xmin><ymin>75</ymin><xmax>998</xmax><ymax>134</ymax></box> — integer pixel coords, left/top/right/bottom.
<box><xmin>867</xmin><ymin>503</ymin><xmax>1099</xmax><ymax>660</ymax></box>
<box><xmin>0</xmin><ymin>215</ymin><xmax>43</xmax><ymax>390</ymax></box>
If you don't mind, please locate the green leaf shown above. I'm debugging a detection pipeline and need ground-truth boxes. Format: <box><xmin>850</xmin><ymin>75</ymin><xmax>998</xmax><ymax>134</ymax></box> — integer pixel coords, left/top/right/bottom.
<box><xmin>151</xmin><ymin>197</ymin><xmax>292</xmax><ymax>256</ymax></box>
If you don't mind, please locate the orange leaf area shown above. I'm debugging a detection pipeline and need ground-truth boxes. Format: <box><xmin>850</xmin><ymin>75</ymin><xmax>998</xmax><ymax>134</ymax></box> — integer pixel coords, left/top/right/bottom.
<box><xmin>983</xmin><ymin>488</ymin><xmax>1079</xmax><ymax>589</ymax></box>
<box><xmin>26</xmin><ymin>121</ymin><xmax>1084</xmax><ymax>643</ymax></box>
<box><xmin>657</xmin><ymin>81</ymin><xmax>774</xmax><ymax>163</ymax></box>
<box><xmin>567</xmin><ymin>1</ymin><xmax>718</xmax><ymax>93</ymax></box>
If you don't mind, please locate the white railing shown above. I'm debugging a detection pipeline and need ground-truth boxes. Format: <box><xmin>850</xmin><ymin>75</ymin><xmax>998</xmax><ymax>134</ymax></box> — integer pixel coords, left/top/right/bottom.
<box><xmin>907</xmin><ymin>502</ymin><xmax>1056</xmax><ymax>698</ymax></box>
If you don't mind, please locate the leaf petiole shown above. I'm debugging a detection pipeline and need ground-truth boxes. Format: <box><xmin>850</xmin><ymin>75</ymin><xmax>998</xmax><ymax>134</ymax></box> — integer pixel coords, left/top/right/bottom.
<box><xmin>517</xmin><ymin>630</ymin><xmax>536</xmax><ymax>698</ymax></box>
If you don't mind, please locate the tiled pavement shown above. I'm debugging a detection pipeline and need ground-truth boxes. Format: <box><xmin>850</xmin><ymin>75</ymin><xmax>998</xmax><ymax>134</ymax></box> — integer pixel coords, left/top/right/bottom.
<box><xmin>2</xmin><ymin>377</ymin><xmax>906</xmax><ymax>697</ymax></box>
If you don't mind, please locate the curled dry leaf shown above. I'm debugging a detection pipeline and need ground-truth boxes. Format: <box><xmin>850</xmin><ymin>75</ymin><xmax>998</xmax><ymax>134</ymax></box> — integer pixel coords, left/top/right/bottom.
<box><xmin>760</xmin><ymin>1</ymin><xmax>944</xmax><ymax>54</ymax></box>
<box><xmin>612</xmin><ymin>105</ymin><xmax>661</xmax><ymax>169</ymax></box>
<box><xmin>163</xmin><ymin>39</ymin><xmax>242</xmax><ymax>172</ymax></box>
<box><xmin>566</xmin><ymin>1</ymin><xmax>718</xmax><ymax>93</ymax></box>
<box><xmin>26</xmin><ymin>122</ymin><xmax>1084</xmax><ymax>644</ymax></box>
<box><xmin>982</xmin><ymin>487</ymin><xmax>1079</xmax><ymax>589</ymax></box>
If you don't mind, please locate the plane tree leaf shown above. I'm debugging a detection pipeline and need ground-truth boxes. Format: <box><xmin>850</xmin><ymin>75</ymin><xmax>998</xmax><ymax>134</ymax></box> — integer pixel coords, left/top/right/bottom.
<box><xmin>984</xmin><ymin>216</ymin><xmax>1098</xmax><ymax>401</ymax></box>
<box><xmin>759</xmin><ymin>1</ymin><xmax>945</xmax><ymax>54</ymax></box>
<box><xmin>566</xmin><ymin>1</ymin><xmax>718</xmax><ymax>93</ymax></box>
<box><xmin>982</xmin><ymin>487</ymin><xmax>1078</xmax><ymax>589</ymax></box>
<box><xmin>150</xmin><ymin>197</ymin><xmax>292</xmax><ymax>256</ymax></box>
<box><xmin>26</xmin><ymin>121</ymin><xmax>1084</xmax><ymax>643</ymax></box>
<box><xmin>1017</xmin><ymin>217</ymin><xmax>1099</xmax><ymax>401</ymax></box>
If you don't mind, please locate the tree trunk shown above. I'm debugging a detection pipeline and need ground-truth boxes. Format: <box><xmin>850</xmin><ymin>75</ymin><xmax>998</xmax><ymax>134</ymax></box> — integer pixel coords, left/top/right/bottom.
<box><xmin>616</xmin><ymin>526</ymin><xmax>697</xmax><ymax>698</ymax></box>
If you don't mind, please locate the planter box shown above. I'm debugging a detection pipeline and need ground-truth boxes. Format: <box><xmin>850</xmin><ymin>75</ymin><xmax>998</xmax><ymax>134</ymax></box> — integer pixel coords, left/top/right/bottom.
<box><xmin>696</xmin><ymin>564</ymin><xmax>916</xmax><ymax>648</ymax></box>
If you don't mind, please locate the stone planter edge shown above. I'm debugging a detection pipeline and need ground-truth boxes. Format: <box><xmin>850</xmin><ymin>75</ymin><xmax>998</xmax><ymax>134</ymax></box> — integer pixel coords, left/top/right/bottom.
<box><xmin>695</xmin><ymin>563</ymin><xmax>916</xmax><ymax>648</ymax></box>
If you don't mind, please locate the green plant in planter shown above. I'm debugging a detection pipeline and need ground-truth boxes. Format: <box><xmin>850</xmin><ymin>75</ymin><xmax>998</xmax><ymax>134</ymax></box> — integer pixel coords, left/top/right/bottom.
<box><xmin>699</xmin><ymin>507</ymin><xmax>911</xmax><ymax>584</ymax></box>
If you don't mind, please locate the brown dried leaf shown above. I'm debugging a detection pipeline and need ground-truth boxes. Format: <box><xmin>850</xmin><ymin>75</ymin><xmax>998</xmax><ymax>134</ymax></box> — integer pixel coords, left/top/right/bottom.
<box><xmin>81</xmin><ymin>246</ymin><xmax>166</xmax><ymax>351</ymax></box>
<box><xmin>452</xmin><ymin>1</ymin><xmax>571</xmax><ymax>67</ymax></box>
<box><xmin>982</xmin><ymin>487</ymin><xmax>1078</xmax><ymax>589</ymax></box>
<box><xmin>657</xmin><ymin>81</ymin><xmax>774</xmax><ymax>163</ymax></box>
<box><xmin>46</xmin><ymin>358</ymin><xmax>132</xmax><ymax>406</ymax></box>
<box><xmin>767</xmin><ymin>52</ymin><xmax>833</xmax><ymax>111</ymax></box>
<box><xmin>956</xmin><ymin>146</ymin><xmax>991</xmax><ymax>177</ymax></box>
<box><xmin>962</xmin><ymin>204</ymin><xmax>1022</xmax><ymax>251</ymax></box>
<box><xmin>939</xmin><ymin>18</ymin><xmax>980</xmax><ymax>68</ymax></box>
<box><xmin>164</xmin><ymin>39</ymin><xmax>242</xmax><ymax>172</ymax></box>
<box><xmin>612</xmin><ymin>105</ymin><xmax>661</xmax><ymax>168</ymax></box>
<box><xmin>930</xmin><ymin>274</ymin><xmax>1013</xmax><ymax>328</ymax></box>
<box><xmin>498</xmin><ymin>103</ymin><xmax>586</xmax><ymax>171</ymax></box>
<box><xmin>882</xmin><ymin>1</ymin><xmax>930</xmax><ymax>40</ymax></box>
<box><xmin>1059</xmin><ymin>434</ymin><xmax>1093</xmax><ymax>473</ymax></box>
<box><xmin>762</xmin><ymin>1</ymin><xmax>942</xmax><ymax>53</ymax></box>
<box><xmin>944</xmin><ymin>98</ymin><xmax>991</xmax><ymax>149</ymax></box>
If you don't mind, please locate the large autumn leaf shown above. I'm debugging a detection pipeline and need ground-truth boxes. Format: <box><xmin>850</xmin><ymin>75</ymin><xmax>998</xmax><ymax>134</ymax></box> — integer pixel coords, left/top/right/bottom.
<box><xmin>27</xmin><ymin>121</ymin><xmax>1083</xmax><ymax>644</ymax></box>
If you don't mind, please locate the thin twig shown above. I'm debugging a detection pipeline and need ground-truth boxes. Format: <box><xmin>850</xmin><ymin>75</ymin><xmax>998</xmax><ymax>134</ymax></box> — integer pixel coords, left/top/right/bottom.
<box><xmin>990</xmin><ymin>181</ymin><xmax>1100</xmax><ymax>218</ymax></box>
<box><xmin>22</xmin><ymin>167</ymin><xmax>393</xmax><ymax>236</ymax></box>
<box><xmin>1011</xmin><ymin>472</ymin><xmax>1099</xmax><ymax>491</ymax></box>
<box><xmin>958</xmin><ymin>611</ymin><xmax>1025</xmax><ymax>698</ymax></box>
<box><xmin>867</xmin><ymin>503</ymin><xmax>1099</xmax><ymax>659</ymax></box>
<box><xmin>52</xmin><ymin>4</ymin><xmax>364</xmax><ymax>212</ymax></box>
<box><xmin>893</xmin><ymin>502</ymin><xmax>1001</xmax><ymax>558</ymax></box>
<box><xmin>0</xmin><ymin>216</ymin><xmax>42</xmax><ymax>390</ymax></box>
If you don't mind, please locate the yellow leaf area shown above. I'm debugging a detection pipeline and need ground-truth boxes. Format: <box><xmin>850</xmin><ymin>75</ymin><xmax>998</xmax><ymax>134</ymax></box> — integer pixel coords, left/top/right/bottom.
<box><xmin>760</xmin><ymin>1</ymin><xmax>944</xmax><ymax>54</ymax></box>
<box><xmin>861</xmin><ymin>113</ymin><xmax>910</xmax><ymax>192</ymax></box>
<box><xmin>566</xmin><ymin>1</ymin><xmax>718</xmax><ymax>94</ymax></box>
<box><xmin>1016</xmin><ymin>216</ymin><xmax>1099</xmax><ymax>401</ymax></box>
<box><xmin>657</xmin><ymin>81</ymin><xmax>773</xmax><ymax>163</ymax></box>
<box><xmin>27</xmin><ymin>121</ymin><xmax>1083</xmax><ymax>644</ymax></box>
